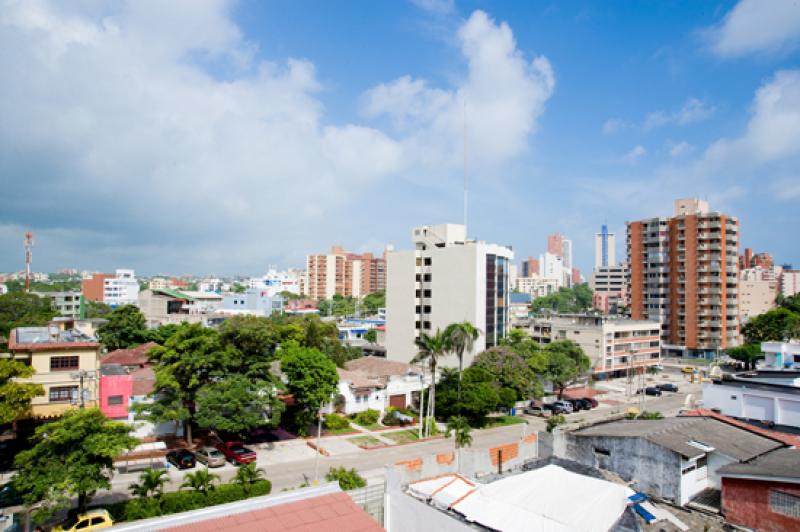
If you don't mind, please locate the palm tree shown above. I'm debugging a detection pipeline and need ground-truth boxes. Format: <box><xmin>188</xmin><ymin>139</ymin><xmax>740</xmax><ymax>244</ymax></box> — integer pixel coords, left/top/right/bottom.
<box><xmin>234</xmin><ymin>462</ymin><xmax>266</xmax><ymax>494</ymax></box>
<box><xmin>446</xmin><ymin>416</ymin><xmax>473</xmax><ymax>473</ymax></box>
<box><xmin>129</xmin><ymin>468</ymin><xmax>168</xmax><ymax>499</ymax></box>
<box><xmin>412</xmin><ymin>330</ymin><xmax>448</xmax><ymax>437</ymax></box>
<box><xmin>443</xmin><ymin>322</ymin><xmax>480</xmax><ymax>402</ymax></box>
<box><xmin>181</xmin><ymin>469</ymin><xmax>219</xmax><ymax>495</ymax></box>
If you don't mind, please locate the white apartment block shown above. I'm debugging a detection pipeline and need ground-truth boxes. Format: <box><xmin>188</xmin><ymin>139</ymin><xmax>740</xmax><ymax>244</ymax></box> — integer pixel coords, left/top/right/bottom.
<box><xmin>739</xmin><ymin>268</ymin><xmax>778</xmax><ymax>324</ymax></box>
<box><xmin>781</xmin><ymin>269</ymin><xmax>800</xmax><ymax>297</ymax></box>
<box><xmin>539</xmin><ymin>252</ymin><xmax>568</xmax><ymax>288</ymax></box>
<box><xmin>595</xmin><ymin>225</ymin><xmax>617</xmax><ymax>269</ymax></box>
<box><xmin>385</xmin><ymin>224</ymin><xmax>513</xmax><ymax>368</ymax></box>
<box><xmin>590</xmin><ymin>264</ymin><xmax>628</xmax><ymax>293</ymax></box>
<box><xmin>104</xmin><ymin>269</ymin><xmax>140</xmax><ymax>306</ymax></box>
<box><xmin>515</xmin><ymin>276</ymin><xmax>560</xmax><ymax>298</ymax></box>
<box><xmin>527</xmin><ymin>314</ymin><xmax>662</xmax><ymax>375</ymax></box>
<box><xmin>248</xmin><ymin>269</ymin><xmax>303</xmax><ymax>297</ymax></box>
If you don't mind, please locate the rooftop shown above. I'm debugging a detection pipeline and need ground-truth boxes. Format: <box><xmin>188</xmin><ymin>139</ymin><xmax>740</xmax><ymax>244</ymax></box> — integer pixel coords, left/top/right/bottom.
<box><xmin>8</xmin><ymin>327</ymin><xmax>99</xmax><ymax>352</ymax></box>
<box><xmin>573</xmin><ymin>417</ymin><xmax>784</xmax><ymax>461</ymax></box>
<box><xmin>678</xmin><ymin>409</ymin><xmax>800</xmax><ymax>447</ymax></box>
<box><xmin>345</xmin><ymin>356</ymin><xmax>420</xmax><ymax>381</ymax></box>
<box><xmin>337</xmin><ymin>368</ymin><xmax>383</xmax><ymax>390</ymax></box>
<box><xmin>718</xmin><ymin>448</ymin><xmax>800</xmax><ymax>484</ymax></box>
<box><xmin>102</xmin><ymin>342</ymin><xmax>158</xmax><ymax>367</ymax></box>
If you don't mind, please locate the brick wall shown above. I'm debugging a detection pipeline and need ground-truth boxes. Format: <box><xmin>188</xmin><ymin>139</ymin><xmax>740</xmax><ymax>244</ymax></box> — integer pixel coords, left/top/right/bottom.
<box><xmin>722</xmin><ymin>477</ymin><xmax>800</xmax><ymax>532</ymax></box>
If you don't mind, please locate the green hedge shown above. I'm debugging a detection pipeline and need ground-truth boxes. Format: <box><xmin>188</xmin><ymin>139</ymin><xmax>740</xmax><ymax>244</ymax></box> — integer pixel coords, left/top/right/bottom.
<box><xmin>107</xmin><ymin>480</ymin><xmax>272</xmax><ymax>522</ymax></box>
<box><xmin>352</xmin><ymin>409</ymin><xmax>380</xmax><ymax>426</ymax></box>
<box><xmin>324</xmin><ymin>413</ymin><xmax>351</xmax><ymax>431</ymax></box>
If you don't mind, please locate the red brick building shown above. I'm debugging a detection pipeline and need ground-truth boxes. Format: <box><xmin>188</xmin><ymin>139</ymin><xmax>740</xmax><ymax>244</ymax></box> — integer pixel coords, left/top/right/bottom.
<box><xmin>81</xmin><ymin>272</ymin><xmax>114</xmax><ymax>301</ymax></box>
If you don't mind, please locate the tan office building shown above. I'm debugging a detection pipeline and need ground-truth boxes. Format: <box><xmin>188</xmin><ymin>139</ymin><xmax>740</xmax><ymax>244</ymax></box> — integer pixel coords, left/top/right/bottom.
<box><xmin>306</xmin><ymin>246</ymin><xmax>387</xmax><ymax>301</ymax></box>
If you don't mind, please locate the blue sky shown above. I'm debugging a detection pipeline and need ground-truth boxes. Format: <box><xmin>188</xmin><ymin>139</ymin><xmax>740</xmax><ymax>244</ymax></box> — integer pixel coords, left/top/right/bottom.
<box><xmin>1</xmin><ymin>0</ymin><xmax>799</xmax><ymax>276</ymax></box>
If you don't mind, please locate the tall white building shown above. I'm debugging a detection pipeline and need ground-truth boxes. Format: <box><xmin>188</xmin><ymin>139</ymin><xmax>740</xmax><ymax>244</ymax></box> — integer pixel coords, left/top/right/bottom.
<box><xmin>104</xmin><ymin>269</ymin><xmax>139</xmax><ymax>307</ymax></box>
<box><xmin>248</xmin><ymin>269</ymin><xmax>303</xmax><ymax>297</ymax></box>
<box><xmin>595</xmin><ymin>225</ymin><xmax>617</xmax><ymax>268</ymax></box>
<box><xmin>539</xmin><ymin>252</ymin><xmax>568</xmax><ymax>288</ymax></box>
<box><xmin>385</xmin><ymin>224</ymin><xmax>513</xmax><ymax>367</ymax></box>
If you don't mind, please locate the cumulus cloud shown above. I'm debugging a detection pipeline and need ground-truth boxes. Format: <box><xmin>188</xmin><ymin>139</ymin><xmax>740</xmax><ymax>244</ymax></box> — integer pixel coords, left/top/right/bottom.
<box><xmin>668</xmin><ymin>141</ymin><xmax>693</xmax><ymax>158</ymax></box>
<box><xmin>707</xmin><ymin>0</ymin><xmax>800</xmax><ymax>57</ymax></box>
<box><xmin>0</xmin><ymin>3</ymin><xmax>551</xmax><ymax>273</ymax></box>
<box><xmin>621</xmin><ymin>145</ymin><xmax>646</xmax><ymax>164</ymax></box>
<box><xmin>643</xmin><ymin>98</ymin><xmax>714</xmax><ymax>130</ymax></box>
<box><xmin>602</xmin><ymin>118</ymin><xmax>627</xmax><ymax>135</ymax></box>
<box><xmin>410</xmin><ymin>0</ymin><xmax>456</xmax><ymax>15</ymax></box>
<box><xmin>363</xmin><ymin>10</ymin><xmax>555</xmax><ymax>172</ymax></box>
<box><xmin>769</xmin><ymin>177</ymin><xmax>800</xmax><ymax>201</ymax></box>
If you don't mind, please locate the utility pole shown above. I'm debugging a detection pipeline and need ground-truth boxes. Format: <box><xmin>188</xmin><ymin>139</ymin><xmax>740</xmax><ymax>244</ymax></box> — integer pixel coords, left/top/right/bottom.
<box><xmin>70</xmin><ymin>369</ymin><xmax>96</xmax><ymax>409</ymax></box>
<box><xmin>24</xmin><ymin>232</ymin><xmax>33</xmax><ymax>291</ymax></box>
<box><xmin>314</xmin><ymin>402</ymin><xmax>323</xmax><ymax>485</ymax></box>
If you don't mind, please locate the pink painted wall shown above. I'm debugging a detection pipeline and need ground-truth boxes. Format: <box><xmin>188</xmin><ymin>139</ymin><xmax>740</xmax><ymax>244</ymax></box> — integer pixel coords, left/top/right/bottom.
<box><xmin>100</xmin><ymin>374</ymin><xmax>132</xmax><ymax>419</ymax></box>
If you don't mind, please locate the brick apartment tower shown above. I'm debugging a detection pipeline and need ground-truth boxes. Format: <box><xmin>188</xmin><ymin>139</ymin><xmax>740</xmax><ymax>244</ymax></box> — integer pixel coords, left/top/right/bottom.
<box><xmin>81</xmin><ymin>273</ymin><xmax>114</xmax><ymax>302</ymax></box>
<box><xmin>627</xmin><ymin>199</ymin><xmax>740</xmax><ymax>357</ymax></box>
<box><xmin>521</xmin><ymin>257</ymin><xmax>539</xmax><ymax>278</ymax></box>
<box><xmin>306</xmin><ymin>246</ymin><xmax>386</xmax><ymax>301</ymax></box>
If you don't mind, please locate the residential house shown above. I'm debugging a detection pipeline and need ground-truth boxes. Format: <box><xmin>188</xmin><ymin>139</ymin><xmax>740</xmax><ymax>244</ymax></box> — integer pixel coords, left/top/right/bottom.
<box><xmin>5</xmin><ymin>327</ymin><xmax>102</xmax><ymax>418</ymax></box>
<box><xmin>330</xmin><ymin>357</ymin><xmax>429</xmax><ymax>415</ymax></box>
<box><xmin>137</xmin><ymin>288</ymin><xmax>201</xmax><ymax>327</ymax></box>
<box><xmin>31</xmin><ymin>291</ymin><xmax>83</xmax><ymax>319</ymax></box>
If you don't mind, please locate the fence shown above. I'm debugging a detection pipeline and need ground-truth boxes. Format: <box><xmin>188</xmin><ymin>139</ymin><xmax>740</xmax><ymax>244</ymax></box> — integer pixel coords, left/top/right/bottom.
<box><xmin>348</xmin><ymin>483</ymin><xmax>385</xmax><ymax>525</ymax></box>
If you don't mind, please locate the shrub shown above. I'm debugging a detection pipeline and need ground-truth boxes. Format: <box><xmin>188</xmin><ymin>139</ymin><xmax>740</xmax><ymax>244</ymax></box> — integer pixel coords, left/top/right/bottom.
<box><xmin>353</xmin><ymin>409</ymin><xmax>380</xmax><ymax>426</ymax></box>
<box><xmin>637</xmin><ymin>411</ymin><xmax>664</xmax><ymax>420</ymax></box>
<box><xmin>546</xmin><ymin>414</ymin><xmax>566</xmax><ymax>433</ymax></box>
<box><xmin>325</xmin><ymin>466</ymin><xmax>367</xmax><ymax>491</ymax></box>
<box><xmin>324</xmin><ymin>413</ymin><xmax>351</xmax><ymax>431</ymax></box>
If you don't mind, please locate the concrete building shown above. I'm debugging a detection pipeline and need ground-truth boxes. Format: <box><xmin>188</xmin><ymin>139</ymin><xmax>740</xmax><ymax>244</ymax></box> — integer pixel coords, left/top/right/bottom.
<box><xmin>306</xmin><ymin>246</ymin><xmax>387</xmax><ymax>301</ymax></box>
<box><xmin>739</xmin><ymin>267</ymin><xmax>779</xmax><ymax>324</ymax></box>
<box><xmin>248</xmin><ymin>268</ymin><xmax>303</xmax><ymax>297</ymax></box>
<box><xmin>222</xmin><ymin>288</ymin><xmax>284</xmax><ymax>317</ymax></box>
<box><xmin>197</xmin><ymin>278</ymin><xmax>223</xmax><ymax>293</ymax></box>
<box><xmin>5</xmin><ymin>327</ymin><xmax>101</xmax><ymax>418</ymax></box>
<box><xmin>740</xmin><ymin>248</ymin><xmax>774</xmax><ymax>271</ymax></box>
<box><xmin>627</xmin><ymin>198</ymin><xmax>739</xmax><ymax>358</ymax></box>
<box><xmin>565</xmin><ymin>416</ymin><xmax>785</xmax><ymax>505</ymax></box>
<box><xmin>520</xmin><ymin>256</ymin><xmax>539</xmax><ymax>278</ymax></box>
<box><xmin>526</xmin><ymin>314</ymin><xmax>661</xmax><ymax>376</ymax></box>
<box><xmin>81</xmin><ymin>272</ymin><xmax>114</xmax><ymax>302</ymax></box>
<box><xmin>515</xmin><ymin>275</ymin><xmax>560</xmax><ymax>299</ymax></box>
<box><xmin>0</xmin><ymin>283</ymin><xmax>7</xmax><ymax>295</ymax></box>
<box><xmin>595</xmin><ymin>224</ymin><xmax>616</xmax><ymax>268</ymax></box>
<box><xmin>385</xmin><ymin>223</ymin><xmax>513</xmax><ymax>367</ymax></box>
<box><xmin>103</xmin><ymin>269</ymin><xmax>139</xmax><ymax>306</ymax></box>
<box><xmin>330</xmin><ymin>357</ymin><xmax>429</xmax><ymax>416</ymax></box>
<box><xmin>31</xmin><ymin>291</ymin><xmax>82</xmax><ymax>319</ymax></box>
<box><xmin>137</xmin><ymin>288</ymin><xmax>205</xmax><ymax>327</ymax></box>
<box><xmin>781</xmin><ymin>269</ymin><xmax>800</xmax><ymax>297</ymax></box>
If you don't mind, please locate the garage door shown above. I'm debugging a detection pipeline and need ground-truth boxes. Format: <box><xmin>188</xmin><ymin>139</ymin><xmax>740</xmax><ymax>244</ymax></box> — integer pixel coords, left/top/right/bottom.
<box><xmin>743</xmin><ymin>394</ymin><xmax>775</xmax><ymax>421</ymax></box>
<box><xmin>389</xmin><ymin>394</ymin><xmax>406</xmax><ymax>409</ymax></box>
<box><xmin>778</xmin><ymin>398</ymin><xmax>800</xmax><ymax>427</ymax></box>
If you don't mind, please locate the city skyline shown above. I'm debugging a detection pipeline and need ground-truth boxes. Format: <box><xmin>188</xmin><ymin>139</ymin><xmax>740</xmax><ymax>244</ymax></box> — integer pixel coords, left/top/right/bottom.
<box><xmin>2</xmin><ymin>0</ymin><xmax>800</xmax><ymax>276</ymax></box>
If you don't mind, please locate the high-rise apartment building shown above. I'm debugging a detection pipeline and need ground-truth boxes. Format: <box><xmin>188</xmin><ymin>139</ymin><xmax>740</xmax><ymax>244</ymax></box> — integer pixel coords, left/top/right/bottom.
<box><xmin>547</xmin><ymin>233</ymin><xmax>564</xmax><ymax>257</ymax></box>
<box><xmin>739</xmin><ymin>267</ymin><xmax>778</xmax><ymax>324</ymax></box>
<box><xmin>740</xmin><ymin>248</ymin><xmax>774</xmax><ymax>271</ymax></box>
<box><xmin>104</xmin><ymin>269</ymin><xmax>140</xmax><ymax>306</ymax></box>
<box><xmin>385</xmin><ymin>224</ymin><xmax>513</xmax><ymax>367</ymax></box>
<box><xmin>595</xmin><ymin>225</ymin><xmax>616</xmax><ymax>268</ymax></box>
<box><xmin>81</xmin><ymin>273</ymin><xmax>115</xmax><ymax>302</ymax></box>
<box><xmin>521</xmin><ymin>256</ymin><xmax>539</xmax><ymax>278</ymax></box>
<box><xmin>306</xmin><ymin>246</ymin><xmax>386</xmax><ymax>301</ymax></box>
<box><xmin>627</xmin><ymin>199</ymin><xmax>740</xmax><ymax>357</ymax></box>
<box><xmin>781</xmin><ymin>269</ymin><xmax>800</xmax><ymax>297</ymax></box>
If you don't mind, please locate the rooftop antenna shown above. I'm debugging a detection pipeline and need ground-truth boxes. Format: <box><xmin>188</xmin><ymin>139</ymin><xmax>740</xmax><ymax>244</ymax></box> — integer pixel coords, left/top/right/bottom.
<box><xmin>24</xmin><ymin>231</ymin><xmax>34</xmax><ymax>291</ymax></box>
<box><xmin>463</xmin><ymin>97</ymin><xmax>468</xmax><ymax>236</ymax></box>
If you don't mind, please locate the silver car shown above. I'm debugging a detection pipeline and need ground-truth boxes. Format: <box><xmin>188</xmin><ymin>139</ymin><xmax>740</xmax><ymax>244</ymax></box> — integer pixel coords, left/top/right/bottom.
<box><xmin>193</xmin><ymin>446</ymin><xmax>226</xmax><ymax>467</ymax></box>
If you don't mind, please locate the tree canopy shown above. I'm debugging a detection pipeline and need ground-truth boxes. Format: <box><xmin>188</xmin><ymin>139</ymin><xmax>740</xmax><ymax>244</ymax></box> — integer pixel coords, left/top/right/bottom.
<box><xmin>743</xmin><ymin>308</ymin><xmax>800</xmax><ymax>344</ymax></box>
<box><xmin>0</xmin><ymin>359</ymin><xmax>44</xmax><ymax>424</ymax></box>
<box><xmin>435</xmin><ymin>367</ymin><xmax>500</xmax><ymax>426</ymax></box>
<box><xmin>543</xmin><ymin>340</ymin><xmax>592</xmax><ymax>398</ymax></box>
<box><xmin>531</xmin><ymin>284</ymin><xmax>593</xmax><ymax>314</ymax></box>
<box><xmin>280</xmin><ymin>344</ymin><xmax>339</xmax><ymax>434</ymax></box>
<box><xmin>13</xmin><ymin>408</ymin><xmax>136</xmax><ymax>523</ymax></box>
<box><xmin>471</xmin><ymin>346</ymin><xmax>540</xmax><ymax>400</ymax></box>
<box><xmin>362</xmin><ymin>290</ymin><xmax>385</xmax><ymax>313</ymax></box>
<box><xmin>0</xmin><ymin>292</ymin><xmax>57</xmax><ymax>340</ymax></box>
<box><xmin>727</xmin><ymin>343</ymin><xmax>763</xmax><ymax>370</ymax></box>
<box><xmin>195</xmin><ymin>375</ymin><xmax>284</xmax><ymax>437</ymax></box>
<box><xmin>97</xmin><ymin>304</ymin><xmax>150</xmax><ymax>350</ymax></box>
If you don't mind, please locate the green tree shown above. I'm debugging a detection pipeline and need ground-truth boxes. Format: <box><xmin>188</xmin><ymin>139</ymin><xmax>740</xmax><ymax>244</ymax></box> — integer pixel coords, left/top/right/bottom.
<box><xmin>777</xmin><ymin>293</ymin><xmax>800</xmax><ymax>314</ymax></box>
<box><xmin>195</xmin><ymin>375</ymin><xmax>284</xmax><ymax>437</ymax></box>
<box><xmin>435</xmin><ymin>367</ymin><xmax>500</xmax><ymax>426</ymax></box>
<box><xmin>13</xmin><ymin>408</ymin><xmax>136</xmax><ymax>522</ymax></box>
<box><xmin>317</xmin><ymin>294</ymin><xmax>357</xmax><ymax>317</ymax></box>
<box><xmin>181</xmin><ymin>469</ymin><xmax>219</xmax><ymax>495</ymax></box>
<box><xmin>412</xmin><ymin>331</ymin><xmax>449</xmax><ymax>434</ymax></box>
<box><xmin>364</xmin><ymin>329</ymin><xmax>378</xmax><ymax>344</ymax></box>
<box><xmin>443</xmin><ymin>321</ymin><xmax>480</xmax><ymax>401</ymax></box>
<box><xmin>0</xmin><ymin>359</ymin><xmax>44</xmax><ymax>424</ymax></box>
<box><xmin>743</xmin><ymin>308</ymin><xmax>800</xmax><ymax>343</ymax></box>
<box><xmin>147</xmin><ymin>323</ymin><xmax>180</xmax><ymax>345</ymax></box>
<box><xmin>129</xmin><ymin>468</ymin><xmax>168</xmax><ymax>499</ymax></box>
<box><xmin>727</xmin><ymin>343</ymin><xmax>764</xmax><ymax>370</ymax></box>
<box><xmin>85</xmin><ymin>300</ymin><xmax>112</xmax><ymax>319</ymax></box>
<box><xmin>546</xmin><ymin>414</ymin><xmax>566</xmax><ymax>432</ymax></box>
<box><xmin>280</xmin><ymin>345</ymin><xmax>339</xmax><ymax>435</ymax></box>
<box><xmin>531</xmin><ymin>284</ymin><xmax>593</xmax><ymax>314</ymax></box>
<box><xmin>98</xmin><ymin>305</ymin><xmax>150</xmax><ymax>350</ymax></box>
<box><xmin>0</xmin><ymin>292</ymin><xmax>57</xmax><ymax>340</ymax></box>
<box><xmin>362</xmin><ymin>290</ymin><xmax>386</xmax><ymax>313</ymax></box>
<box><xmin>231</xmin><ymin>283</ymin><xmax>246</xmax><ymax>293</ymax></box>
<box><xmin>325</xmin><ymin>466</ymin><xmax>367</xmax><ymax>491</ymax></box>
<box><xmin>279</xmin><ymin>290</ymin><xmax>302</xmax><ymax>301</ymax></box>
<box><xmin>234</xmin><ymin>463</ymin><xmax>266</xmax><ymax>494</ymax></box>
<box><xmin>136</xmin><ymin>323</ymin><xmax>236</xmax><ymax>444</ymax></box>
<box><xmin>218</xmin><ymin>315</ymin><xmax>282</xmax><ymax>375</ymax></box>
<box><xmin>446</xmin><ymin>415</ymin><xmax>473</xmax><ymax>473</ymax></box>
<box><xmin>472</xmin><ymin>346</ymin><xmax>541</xmax><ymax>400</ymax></box>
<box><xmin>544</xmin><ymin>340</ymin><xmax>591</xmax><ymax>398</ymax></box>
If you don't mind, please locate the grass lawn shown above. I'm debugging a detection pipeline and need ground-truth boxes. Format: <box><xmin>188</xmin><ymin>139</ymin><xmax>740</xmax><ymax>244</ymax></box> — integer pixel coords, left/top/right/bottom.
<box><xmin>347</xmin><ymin>435</ymin><xmax>384</xmax><ymax>449</ymax></box>
<box><xmin>384</xmin><ymin>430</ymin><xmax>421</xmax><ymax>444</ymax></box>
<box><xmin>323</xmin><ymin>425</ymin><xmax>356</xmax><ymax>435</ymax></box>
<box><xmin>484</xmin><ymin>415</ymin><xmax>527</xmax><ymax>428</ymax></box>
<box><xmin>362</xmin><ymin>423</ymin><xmax>384</xmax><ymax>431</ymax></box>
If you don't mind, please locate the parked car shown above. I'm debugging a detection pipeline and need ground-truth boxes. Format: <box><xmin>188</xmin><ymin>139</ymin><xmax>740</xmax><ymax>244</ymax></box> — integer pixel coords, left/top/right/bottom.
<box><xmin>582</xmin><ymin>397</ymin><xmax>599</xmax><ymax>408</ymax></box>
<box><xmin>166</xmin><ymin>449</ymin><xmax>196</xmax><ymax>469</ymax></box>
<box><xmin>193</xmin><ymin>446</ymin><xmax>226</xmax><ymax>468</ymax></box>
<box><xmin>656</xmin><ymin>383</ymin><xmax>679</xmax><ymax>392</ymax></box>
<box><xmin>637</xmin><ymin>387</ymin><xmax>663</xmax><ymax>396</ymax></box>
<box><xmin>566</xmin><ymin>399</ymin><xmax>589</xmax><ymax>411</ymax></box>
<box><xmin>576</xmin><ymin>398</ymin><xmax>594</xmax><ymax>410</ymax></box>
<box><xmin>53</xmin><ymin>509</ymin><xmax>113</xmax><ymax>531</ymax></box>
<box><xmin>0</xmin><ymin>482</ymin><xmax>23</xmax><ymax>509</ymax></box>
<box><xmin>524</xmin><ymin>405</ymin><xmax>552</xmax><ymax>418</ymax></box>
<box><xmin>681</xmin><ymin>366</ymin><xmax>695</xmax><ymax>374</ymax></box>
<box><xmin>552</xmin><ymin>400</ymin><xmax>574</xmax><ymax>414</ymax></box>
<box><xmin>216</xmin><ymin>441</ymin><xmax>257</xmax><ymax>465</ymax></box>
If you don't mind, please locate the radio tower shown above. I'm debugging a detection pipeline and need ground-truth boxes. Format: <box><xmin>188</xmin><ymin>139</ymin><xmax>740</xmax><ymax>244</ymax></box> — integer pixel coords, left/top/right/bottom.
<box><xmin>24</xmin><ymin>232</ymin><xmax>34</xmax><ymax>291</ymax></box>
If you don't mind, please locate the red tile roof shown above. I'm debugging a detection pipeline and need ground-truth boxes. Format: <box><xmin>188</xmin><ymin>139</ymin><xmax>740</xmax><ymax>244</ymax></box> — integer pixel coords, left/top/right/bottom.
<box><xmin>679</xmin><ymin>408</ymin><xmax>800</xmax><ymax>447</ymax></box>
<box><xmin>164</xmin><ymin>491</ymin><xmax>383</xmax><ymax>532</ymax></box>
<box><xmin>101</xmin><ymin>342</ymin><xmax>158</xmax><ymax>367</ymax></box>
<box><xmin>338</xmin><ymin>368</ymin><xmax>383</xmax><ymax>390</ymax></box>
<box><xmin>131</xmin><ymin>366</ymin><xmax>156</xmax><ymax>396</ymax></box>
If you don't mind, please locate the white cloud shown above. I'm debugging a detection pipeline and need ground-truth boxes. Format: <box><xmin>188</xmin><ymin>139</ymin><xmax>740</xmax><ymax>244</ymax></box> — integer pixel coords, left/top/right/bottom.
<box><xmin>705</xmin><ymin>70</ymin><xmax>800</xmax><ymax>163</ymax></box>
<box><xmin>602</xmin><ymin>118</ymin><xmax>626</xmax><ymax>135</ymax></box>
<box><xmin>643</xmin><ymin>98</ymin><xmax>714</xmax><ymax>130</ymax></box>
<box><xmin>769</xmin><ymin>177</ymin><xmax>800</xmax><ymax>201</ymax></box>
<box><xmin>668</xmin><ymin>141</ymin><xmax>693</xmax><ymax>158</ymax></box>
<box><xmin>707</xmin><ymin>0</ymin><xmax>800</xmax><ymax>57</ymax></box>
<box><xmin>363</xmin><ymin>10</ymin><xmax>555</xmax><ymax>172</ymax></box>
<box><xmin>410</xmin><ymin>0</ymin><xmax>455</xmax><ymax>15</ymax></box>
<box><xmin>621</xmin><ymin>145</ymin><xmax>646</xmax><ymax>164</ymax></box>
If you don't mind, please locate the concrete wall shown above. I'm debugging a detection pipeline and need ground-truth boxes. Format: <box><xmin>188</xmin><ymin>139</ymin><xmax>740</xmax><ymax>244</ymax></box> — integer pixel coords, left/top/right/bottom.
<box><xmin>385</xmin><ymin>468</ymin><xmax>470</xmax><ymax>532</ymax></box>
<box><xmin>564</xmin><ymin>433</ymin><xmax>682</xmax><ymax>503</ymax></box>
<box><xmin>703</xmin><ymin>381</ymin><xmax>800</xmax><ymax>428</ymax></box>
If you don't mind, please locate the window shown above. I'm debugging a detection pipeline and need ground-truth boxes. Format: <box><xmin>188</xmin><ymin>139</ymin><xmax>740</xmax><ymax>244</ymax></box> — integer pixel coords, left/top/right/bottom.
<box><xmin>770</xmin><ymin>490</ymin><xmax>800</xmax><ymax>519</ymax></box>
<box><xmin>50</xmin><ymin>356</ymin><xmax>79</xmax><ymax>371</ymax></box>
<box><xmin>424</xmin><ymin>289</ymin><xmax>432</xmax><ymax>298</ymax></box>
<box><xmin>108</xmin><ymin>395</ymin><xmax>124</xmax><ymax>406</ymax></box>
<box><xmin>423</xmin><ymin>273</ymin><xmax>432</xmax><ymax>282</ymax></box>
<box><xmin>415</xmin><ymin>274</ymin><xmax>421</xmax><ymax>282</ymax></box>
<box><xmin>415</xmin><ymin>289</ymin><xmax>421</xmax><ymax>297</ymax></box>
<box><xmin>593</xmin><ymin>447</ymin><xmax>610</xmax><ymax>456</ymax></box>
<box><xmin>49</xmin><ymin>386</ymin><xmax>77</xmax><ymax>402</ymax></box>
<box><xmin>424</xmin><ymin>257</ymin><xmax>432</xmax><ymax>266</ymax></box>
<box><xmin>423</xmin><ymin>321</ymin><xmax>431</xmax><ymax>330</ymax></box>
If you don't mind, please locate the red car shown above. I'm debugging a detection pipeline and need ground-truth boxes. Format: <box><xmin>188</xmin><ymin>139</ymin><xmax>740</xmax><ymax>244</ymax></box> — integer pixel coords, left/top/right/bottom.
<box><xmin>216</xmin><ymin>441</ymin><xmax>257</xmax><ymax>465</ymax></box>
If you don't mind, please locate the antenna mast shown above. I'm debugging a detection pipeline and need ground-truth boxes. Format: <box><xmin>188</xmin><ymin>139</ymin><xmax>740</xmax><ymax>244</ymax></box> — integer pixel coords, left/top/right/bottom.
<box><xmin>463</xmin><ymin>98</ymin><xmax>468</xmax><ymax>235</ymax></box>
<box><xmin>24</xmin><ymin>231</ymin><xmax>34</xmax><ymax>291</ymax></box>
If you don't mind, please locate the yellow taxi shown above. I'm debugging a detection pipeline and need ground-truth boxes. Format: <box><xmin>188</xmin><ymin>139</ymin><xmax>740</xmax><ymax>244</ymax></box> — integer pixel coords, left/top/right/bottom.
<box><xmin>681</xmin><ymin>366</ymin><xmax>695</xmax><ymax>374</ymax></box>
<box><xmin>53</xmin><ymin>509</ymin><xmax>113</xmax><ymax>531</ymax></box>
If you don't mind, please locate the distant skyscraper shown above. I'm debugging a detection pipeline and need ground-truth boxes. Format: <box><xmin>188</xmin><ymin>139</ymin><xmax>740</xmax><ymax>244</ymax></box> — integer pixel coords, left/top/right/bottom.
<box><xmin>521</xmin><ymin>256</ymin><xmax>539</xmax><ymax>278</ymax></box>
<box><xmin>595</xmin><ymin>225</ymin><xmax>616</xmax><ymax>268</ymax></box>
<box><xmin>547</xmin><ymin>233</ymin><xmax>564</xmax><ymax>257</ymax></box>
